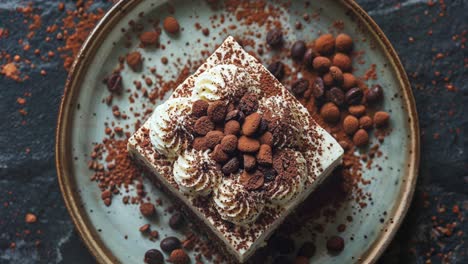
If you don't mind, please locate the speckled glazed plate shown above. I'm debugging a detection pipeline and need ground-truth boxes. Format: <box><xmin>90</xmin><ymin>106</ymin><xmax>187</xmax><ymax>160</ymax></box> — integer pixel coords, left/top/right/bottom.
<box><xmin>56</xmin><ymin>0</ymin><xmax>419</xmax><ymax>263</ymax></box>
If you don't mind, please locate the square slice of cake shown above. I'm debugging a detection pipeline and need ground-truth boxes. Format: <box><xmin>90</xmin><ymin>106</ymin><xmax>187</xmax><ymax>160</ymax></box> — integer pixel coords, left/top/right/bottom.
<box><xmin>128</xmin><ymin>36</ymin><xmax>343</xmax><ymax>262</ymax></box>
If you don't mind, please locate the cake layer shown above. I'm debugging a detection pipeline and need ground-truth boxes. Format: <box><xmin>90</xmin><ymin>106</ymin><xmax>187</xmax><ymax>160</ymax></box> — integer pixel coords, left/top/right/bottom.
<box><xmin>128</xmin><ymin>36</ymin><xmax>343</xmax><ymax>262</ymax></box>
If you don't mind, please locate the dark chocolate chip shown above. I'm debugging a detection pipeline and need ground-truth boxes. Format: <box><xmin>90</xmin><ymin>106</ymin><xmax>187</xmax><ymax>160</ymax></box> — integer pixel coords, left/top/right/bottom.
<box><xmin>160</xmin><ymin>237</ymin><xmax>181</xmax><ymax>253</ymax></box>
<box><xmin>366</xmin><ymin>84</ymin><xmax>383</xmax><ymax>104</ymax></box>
<box><xmin>169</xmin><ymin>212</ymin><xmax>184</xmax><ymax>230</ymax></box>
<box><xmin>312</xmin><ymin>77</ymin><xmax>325</xmax><ymax>99</ymax></box>
<box><xmin>227</xmin><ymin>102</ymin><xmax>236</xmax><ymax>112</ymax></box>
<box><xmin>266</xmin><ymin>28</ymin><xmax>283</xmax><ymax>48</ymax></box>
<box><xmin>326</xmin><ymin>87</ymin><xmax>345</xmax><ymax>106</ymax></box>
<box><xmin>267</xmin><ymin>61</ymin><xmax>285</xmax><ymax>80</ymax></box>
<box><xmin>303</xmin><ymin>48</ymin><xmax>318</xmax><ymax>69</ymax></box>
<box><xmin>237</xmin><ymin>111</ymin><xmax>246</xmax><ymax>123</ymax></box>
<box><xmin>106</xmin><ymin>73</ymin><xmax>123</xmax><ymax>94</ymax></box>
<box><xmin>241</xmin><ymin>170</ymin><xmax>264</xmax><ymax>191</ymax></box>
<box><xmin>225</xmin><ymin>110</ymin><xmax>242</xmax><ymax>122</ymax></box>
<box><xmin>239</xmin><ymin>93</ymin><xmax>259</xmax><ymax>115</ymax></box>
<box><xmin>144</xmin><ymin>249</ymin><xmax>164</xmax><ymax>264</ymax></box>
<box><xmin>345</xmin><ymin>87</ymin><xmax>364</xmax><ymax>105</ymax></box>
<box><xmin>222</xmin><ymin>157</ymin><xmax>240</xmax><ymax>175</ymax></box>
<box><xmin>257</xmin><ymin>118</ymin><xmax>269</xmax><ymax>135</ymax></box>
<box><xmin>297</xmin><ymin>241</ymin><xmax>316</xmax><ymax>258</ymax></box>
<box><xmin>259</xmin><ymin>166</ymin><xmax>277</xmax><ymax>182</ymax></box>
<box><xmin>326</xmin><ymin>236</ymin><xmax>345</xmax><ymax>252</ymax></box>
<box><xmin>291</xmin><ymin>40</ymin><xmax>307</xmax><ymax>61</ymax></box>
<box><xmin>291</xmin><ymin>78</ymin><xmax>309</xmax><ymax>96</ymax></box>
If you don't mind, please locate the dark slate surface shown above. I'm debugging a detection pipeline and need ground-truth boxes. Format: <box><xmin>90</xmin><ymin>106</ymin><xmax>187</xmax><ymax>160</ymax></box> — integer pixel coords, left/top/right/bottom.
<box><xmin>0</xmin><ymin>1</ymin><xmax>466</xmax><ymax>263</ymax></box>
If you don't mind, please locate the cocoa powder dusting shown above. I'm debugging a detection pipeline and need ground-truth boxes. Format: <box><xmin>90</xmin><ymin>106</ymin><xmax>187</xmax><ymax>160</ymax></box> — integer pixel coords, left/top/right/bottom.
<box><xmin>89</xmin><ymin>138</ymin><xmax>146</xmax><ymax>204</ymax></box>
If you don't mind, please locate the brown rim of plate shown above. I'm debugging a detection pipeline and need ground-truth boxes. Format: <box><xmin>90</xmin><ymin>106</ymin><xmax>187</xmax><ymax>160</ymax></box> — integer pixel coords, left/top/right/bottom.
<box><xmin>55</xmin><ymin>0</ymin><xmax>420</xmax><ymax>263</ymax></box>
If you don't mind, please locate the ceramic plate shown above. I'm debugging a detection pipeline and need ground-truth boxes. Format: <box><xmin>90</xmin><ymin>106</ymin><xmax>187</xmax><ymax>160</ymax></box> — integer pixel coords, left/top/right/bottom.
<box><xmin>56</xmin><ymin>0</ymin><xmax>419</xmax><ymax>263</ymax></box>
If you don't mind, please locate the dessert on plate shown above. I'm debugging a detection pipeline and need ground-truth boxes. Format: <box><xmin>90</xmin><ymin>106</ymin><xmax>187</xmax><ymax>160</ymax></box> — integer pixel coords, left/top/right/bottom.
<box><xmin>128</xmin><ymin>36</ymin><xmax>343</xmax><ymax>262</ymax></box>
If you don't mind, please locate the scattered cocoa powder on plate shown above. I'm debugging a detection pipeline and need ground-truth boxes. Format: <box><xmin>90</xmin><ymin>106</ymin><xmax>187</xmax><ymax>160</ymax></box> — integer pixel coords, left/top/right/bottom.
<box><xmin>25</xmin><ymin>213</ymin><xmax>37</xmax><ymax>224</ymax></box>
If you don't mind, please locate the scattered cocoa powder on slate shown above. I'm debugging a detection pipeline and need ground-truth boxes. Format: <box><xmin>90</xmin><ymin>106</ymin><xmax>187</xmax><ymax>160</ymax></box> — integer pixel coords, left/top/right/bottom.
<box><xmin>59</xmin><ymin>2</ymin><xmax>105</xmax><ymax>71</ymax></box>
<box><xmin>25</xmin><ymin>213</ymin><xmax>37</xmax><ymax>224</ymax></box>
